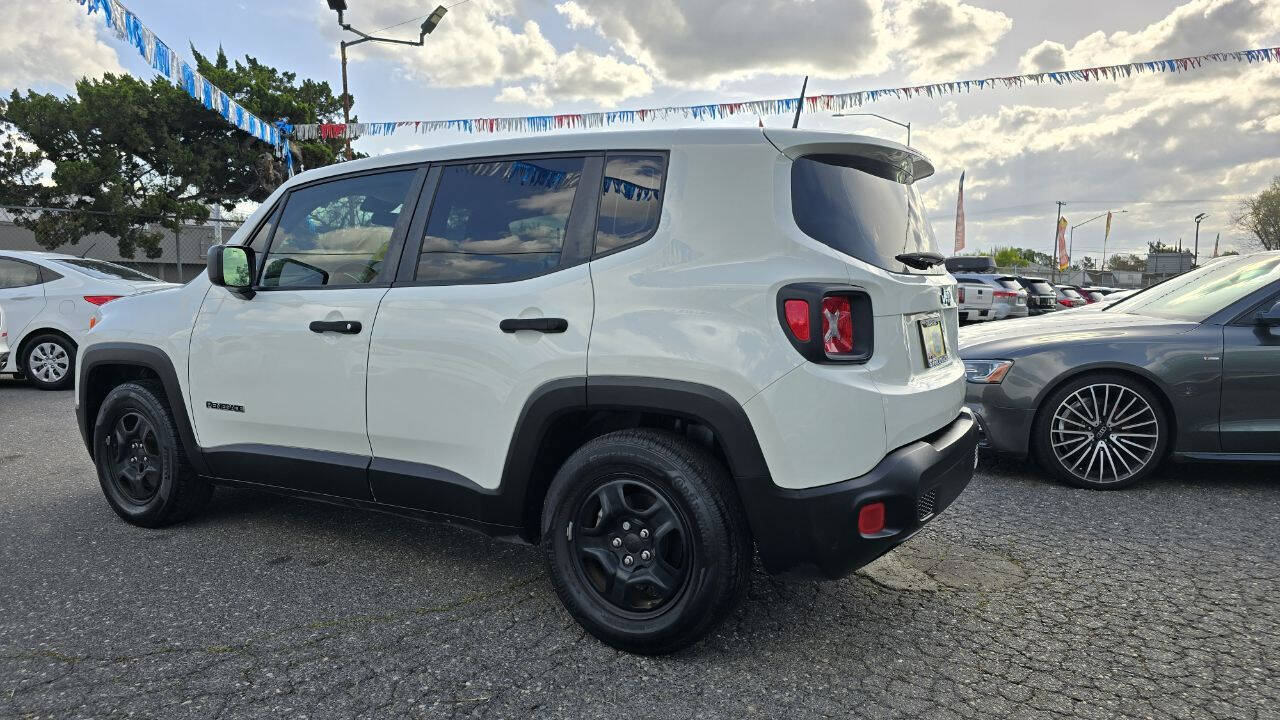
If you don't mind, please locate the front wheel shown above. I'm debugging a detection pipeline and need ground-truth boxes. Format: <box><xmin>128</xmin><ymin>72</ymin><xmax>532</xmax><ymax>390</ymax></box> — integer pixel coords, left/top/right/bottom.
<box><xmin>23</xmin><ymin>334</ymin><xmax>75</xmax><ymax>390</ymax></box>
<box><xmin>1033</xmin><ymin>373</ymin><xmax>1169</xmax><ymax>490</ymax></box>
<box><xmin>541</xmin><ymin>429</ymin><xmax>750</xmax><ymax>654</ymax></box>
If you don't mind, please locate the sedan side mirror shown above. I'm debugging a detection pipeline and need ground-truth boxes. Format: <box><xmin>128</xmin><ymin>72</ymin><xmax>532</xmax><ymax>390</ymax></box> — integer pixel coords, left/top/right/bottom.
<box><xmin>1257</xmin><ymin>300</ymin><xmax>1280</xmax><ymax>327</ymax></box>
<box><xmin>207</xmin><ymin>245</ymin><xmax>255</xmax><ymax>292</ymax></box>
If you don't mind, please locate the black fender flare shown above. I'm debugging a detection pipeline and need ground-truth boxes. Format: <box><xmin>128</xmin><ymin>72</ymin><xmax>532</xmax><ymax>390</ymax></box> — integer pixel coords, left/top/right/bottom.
<box><xmin>77</xmin><ymin>342</ymin><xmax>210</xmax><ymax>476</ymax></box>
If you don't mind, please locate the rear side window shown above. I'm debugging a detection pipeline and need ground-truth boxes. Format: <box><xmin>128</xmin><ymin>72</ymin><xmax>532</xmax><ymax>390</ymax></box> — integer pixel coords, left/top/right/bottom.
<box><xmin>0</xmin><ymin>259</ymin><xmax>42</xmax><ymax>288</ymax></box>
<box><xmin>54</xmin><ymin>258</ymin><xmax>159</xmax><ymax>282</ymax></box>
<box><xmin>791</xmin><ymin>155</ymin><xmax>941</xmax><ymax>274</ymax></box>
<box><xmin>595</xmin><ymin>154</ymin><xmax>665</xmax><ymax>255</ymax></box>
<box><xmin>262</xmin><ymin>170</ymin><xmax>415</xmax><ymax>288</ymax></box>
<box><xmin>416</xmin><ymin>157</ymin><xmax>585</xmax><ymax>284</ymax></box>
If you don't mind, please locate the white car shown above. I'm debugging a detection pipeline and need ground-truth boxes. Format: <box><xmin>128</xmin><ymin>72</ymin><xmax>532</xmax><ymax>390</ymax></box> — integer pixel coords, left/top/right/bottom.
<box><xmin>0</xmin><ymin>251</ymin><xmax>175</xmax><ymax>390</ymax></box>
<box><xmin>0</xmin><ymin>304</ymin><xmax>9</xmax><ymax>373</ymax></box>
<box><xmin>77</xmin><ymin>128</ymin><xmax>977</xmax><ymax>653</ymax></box>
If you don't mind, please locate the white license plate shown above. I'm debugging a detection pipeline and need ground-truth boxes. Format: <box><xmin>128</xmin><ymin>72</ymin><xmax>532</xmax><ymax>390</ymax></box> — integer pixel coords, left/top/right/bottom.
<box><xmin>918</xmin><ymin>316</ymin><xmax>949</xmax><ymax>368</ymax></box>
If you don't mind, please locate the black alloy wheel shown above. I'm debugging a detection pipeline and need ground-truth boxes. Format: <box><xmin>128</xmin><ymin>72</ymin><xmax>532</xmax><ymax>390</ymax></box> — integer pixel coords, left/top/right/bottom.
<box><xmin>103</xmin><ymin>411</ymin><xmax>164</xmax><ymax>504</ymax></box>
<box><xmin>570</xmin><ymin>476</ymin><xmax>692</xmax><ymax>616</ymax></box>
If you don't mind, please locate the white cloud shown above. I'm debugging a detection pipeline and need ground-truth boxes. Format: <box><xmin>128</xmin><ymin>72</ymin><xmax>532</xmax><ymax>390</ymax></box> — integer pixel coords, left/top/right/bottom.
<box><xmin>0</xmin><ymin>1</ymin><xmax>122</xmax><ymax>91</ymax></box>
<box><xmin>888</xmin><ymin>0</ymin><xmax>1014</xmax><ymax>81</ymax></box>
<box><xmin>496</xmin><ymin>49</ymin><xmax>653</xmax><ymax>108</ymax></box>
<box><xmin>1018</xmin><ymin>40</ymin><xmax>1068</xmax><ymax>74</ymax></box>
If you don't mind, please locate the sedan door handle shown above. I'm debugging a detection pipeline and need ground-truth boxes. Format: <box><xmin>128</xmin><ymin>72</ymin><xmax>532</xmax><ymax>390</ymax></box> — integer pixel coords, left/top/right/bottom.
<box><xmin>309</xmin><ymin>320</ymin><xmax>362</xmax><ymax>334</ymax></box>
<box><xmin>499</xmin><ymin>317</ymin><xmax>568</xmax><ymax>333</ymax></box>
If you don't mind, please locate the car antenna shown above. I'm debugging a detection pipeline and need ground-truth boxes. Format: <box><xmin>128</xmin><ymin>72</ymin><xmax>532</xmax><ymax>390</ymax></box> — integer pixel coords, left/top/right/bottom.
<box><xmin>77</xmin><ymin>241</ymin><xmax>98</xmax><ymax>258</ymax></box>
<box><xmin>791</xmin><ymin>75</ymin><xmax>808</xmax><ymax>129</ymax></box>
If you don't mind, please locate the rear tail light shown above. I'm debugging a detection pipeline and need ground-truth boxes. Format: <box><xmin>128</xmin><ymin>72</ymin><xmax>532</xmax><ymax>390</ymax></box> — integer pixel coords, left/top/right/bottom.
<box><xmin>1058</xmin><ymin>298</ymin><xmax>1072</xmax><ymax>307</ymax></box>
<box><xmin>777</xmin><ymin>284</ymin><xmax>872</xmax><ymax>363</ymax></box>
<box><xmin>821</xmin><ymin>296</ymin><xmax>853</xmax><ymax>354</ymax></box>
<box><xmin>957</xmin><ymin>286</ymin><xmax>966</xmax><ymax>303</ymax></box>
<box><xmin>858</xmin><ymin>502</ymin><xmax>886</xmax><ymax>535</ymax></box>
<box><xmin>993</xmin><ymin>290</ymin><xmax>1018</xmax><ymax>299</ymax></box>
<box><xmin>83</xmin><ymin>295</ymin><xmax>122</xmax><ymax>306</ymax></box>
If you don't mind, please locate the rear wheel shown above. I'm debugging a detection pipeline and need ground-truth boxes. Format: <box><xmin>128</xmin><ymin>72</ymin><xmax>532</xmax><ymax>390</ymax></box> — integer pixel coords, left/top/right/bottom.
<box><xmin>1033</xmin><ymin>373</ymin><xmax>1168</xmax><ymax>490</ymax></box>
<box><xmin>94</xmin><ymin>381</ymin><xmax>213</xmax><ymax>527</ymax></box>
<box><xmin>541</xmin><ymin>429</ymin><xmax>750</xmax><ymax>654</ymax></box>
<box><xmin>23</xmin><ymin>333</ymin><xmax>75</xmax><ymax>390</ymax></box>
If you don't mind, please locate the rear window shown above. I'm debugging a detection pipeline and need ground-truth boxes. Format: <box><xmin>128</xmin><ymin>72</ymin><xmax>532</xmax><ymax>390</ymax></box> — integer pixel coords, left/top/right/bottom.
<box><xmin>997</xmin><ymin>278</ymin><xmax>1022</xmax><ymax>291</ymax></box>
<box><xmin>791</xmin><ymin>155</ymin><xmax>940</xmax><ymax>274</ymax></box>
<box><xmin>1024</xmin><ymin>280</ymin><xmax>1055</xmax><ymax>295</ymax></box>
<box><xmin>54</xmin><ymin>258</ymin><xmax>159</xmax><ymax>282</ymax></box>
<box><xmin>1060</xmin><ymin>288</ymin><xmax>1083</xmax><ymax>299</ymax></box>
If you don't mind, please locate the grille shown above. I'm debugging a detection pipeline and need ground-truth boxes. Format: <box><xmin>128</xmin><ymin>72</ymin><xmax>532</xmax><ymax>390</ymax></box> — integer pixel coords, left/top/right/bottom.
<box><xmin>917</xmin><ymin>489</ymin><xmax>937</xmax><ymax>521</ymax></box>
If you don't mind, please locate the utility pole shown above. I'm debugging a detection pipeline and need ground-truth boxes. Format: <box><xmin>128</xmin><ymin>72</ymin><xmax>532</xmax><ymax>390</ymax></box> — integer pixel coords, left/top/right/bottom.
<box><xmin>174</xmin><ymin>225</ymin><xmax>182</xmax><ymax>282</ymax></box>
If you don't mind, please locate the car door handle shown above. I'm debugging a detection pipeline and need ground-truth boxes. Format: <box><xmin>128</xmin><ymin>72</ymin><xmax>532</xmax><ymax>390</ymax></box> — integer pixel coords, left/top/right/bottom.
<box><xmin>499</xmin><ymin>317</ymin><xmax>568</xmax><ymax>333</ymax></box>
<box><xmin>309</xmin><ymin>320</ymin><xmax>362</xmax><ymax>334</ymax></box>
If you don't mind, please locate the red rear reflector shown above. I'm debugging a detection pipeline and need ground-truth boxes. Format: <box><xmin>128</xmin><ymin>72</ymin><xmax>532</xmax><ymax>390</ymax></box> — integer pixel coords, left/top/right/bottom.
<box><xmin>858</xmin><ymin>502</ymin><xmax>885</xmax><ymax>535</ymax></box>
<box><xmin>83</xmin><ymin>295</ymin><xmax>122</xmax><ymax>306</ymax></box>
<box><xmin>784</xmin><ymin>299</ymin><xmax>810</xmax><ymax>341</ymax></box>
<box><xmin>821</xmin><ymin>296</ymin><xmax>853</xmax><ymax>354</ymax></box>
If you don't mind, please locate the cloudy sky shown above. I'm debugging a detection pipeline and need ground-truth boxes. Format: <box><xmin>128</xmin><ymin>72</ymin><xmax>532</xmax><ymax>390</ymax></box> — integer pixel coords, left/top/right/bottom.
<box><xmin>5</xmin><ymin>0</ymin><xmax>1280</xmax><ymax>262</ymax></box>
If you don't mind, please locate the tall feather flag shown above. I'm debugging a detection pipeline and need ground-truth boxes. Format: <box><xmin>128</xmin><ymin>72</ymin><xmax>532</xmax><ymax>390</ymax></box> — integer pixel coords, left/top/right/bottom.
<box><xmin>954</xmin><ymin>171</ymin><xmax>966</xmax><ymax>255</ymax></box>
<box><xmin>1057</xmin><ymin>217</ymin><xmax>1070</xmax><ymax>271</ymax></box>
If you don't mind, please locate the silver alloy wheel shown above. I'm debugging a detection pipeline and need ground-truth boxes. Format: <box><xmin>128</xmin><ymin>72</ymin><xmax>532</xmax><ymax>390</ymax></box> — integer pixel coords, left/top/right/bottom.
<box><xmin>1049</xmin><ymin>383</ymin><xmax>1159</xmax><ymax>484</ymax></box>
<box><xmin>29</xmin><ymin>342</ymin><xmax>70</xmax><ymax>383</ymax></box>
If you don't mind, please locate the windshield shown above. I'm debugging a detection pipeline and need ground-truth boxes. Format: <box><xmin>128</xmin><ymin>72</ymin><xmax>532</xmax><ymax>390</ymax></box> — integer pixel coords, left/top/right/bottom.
<box><xmin>791</xmin><ymin>155</ymin><xmax>941</xmax><ymax>274</ymax></box>
<box><xmin>55</xmin><ymin>258</ymin><xmax>160</xmax><ymax>282</ymax></box>
<box><xmin>1118</xmin><ymin>254</ymin><xmax>1280</xmax><ymax>321</ymax></box>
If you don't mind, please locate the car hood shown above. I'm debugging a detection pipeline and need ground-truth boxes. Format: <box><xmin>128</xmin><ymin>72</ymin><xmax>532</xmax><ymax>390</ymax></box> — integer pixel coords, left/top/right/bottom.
<box><xmin>959</xmin><ymin>310</ymin><xmax>1196</xmax><ymax>356</ymax></box>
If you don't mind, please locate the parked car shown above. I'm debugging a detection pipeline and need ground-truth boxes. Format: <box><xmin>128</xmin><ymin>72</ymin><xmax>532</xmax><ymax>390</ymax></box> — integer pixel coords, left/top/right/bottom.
<box><xmin>0</xmin><ymin>251</ymin><xmax>175</xmax><ymax>390</ymax></box>
<box><xmin>1054</xmin><ymin>285</ymin><xmax>1087</xmax><ymax>308</ymax></box>
<box><xmin>953</xmin><ymin>274</ymin><xmax>1028</xmax><ymax>319</ymax></box>
<box><xmin>1013</xmin><ymin>276</ymin><xmax>1059</xmax><ymax>315</ymax></box>
<box><xmin>961</xmin><ymin>251</ymin><xmax>1280</xmax><ymax>489</ymax></box>
<box><xmin>1078</xmin><ymin>287</ymin><xmax>1109</xmax><ymax>302</ymax></box>
<box><xmin>76</xmin><ymin>128</ymin><xmax>978</xmax><ymax>654</ymax></box>
<box><xmin>957</xmin><ymin>279</ymin><xmax>994</xmax><ymax>323</ymax></box>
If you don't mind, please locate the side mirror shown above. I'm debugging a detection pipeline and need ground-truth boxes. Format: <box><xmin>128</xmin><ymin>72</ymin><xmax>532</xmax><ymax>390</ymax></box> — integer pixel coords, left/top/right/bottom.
<box><xmin>207</xmin><ymin>245</ymin><xmax>255</xmax><ymax>291</ymax></box>
<box><xmin>1256</xmin><ymin>300</ymin><xmax>1280</xmax><ymax>327</ymax></box>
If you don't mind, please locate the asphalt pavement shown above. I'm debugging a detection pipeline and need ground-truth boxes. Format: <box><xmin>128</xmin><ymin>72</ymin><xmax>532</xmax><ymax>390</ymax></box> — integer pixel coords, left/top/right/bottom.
<box><xmin>1</xmin><ymin>377</ymin><xmax>1277</xmax><ymax>719</ymax></box>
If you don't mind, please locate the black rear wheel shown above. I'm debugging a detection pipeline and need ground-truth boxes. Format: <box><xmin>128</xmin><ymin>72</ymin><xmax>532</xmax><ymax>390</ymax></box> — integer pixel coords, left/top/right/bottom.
<box><xmin>542</xmin><ymin>429</ymin><xmax>750</xmax><ymax>654</ymax></box>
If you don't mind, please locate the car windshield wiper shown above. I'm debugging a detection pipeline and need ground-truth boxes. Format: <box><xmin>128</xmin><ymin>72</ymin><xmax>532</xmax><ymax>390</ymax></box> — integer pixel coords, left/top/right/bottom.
<box><xmin>895</xmin><ymin>252</ymin><xmax>945</xmax><ymax>270</ymax></box>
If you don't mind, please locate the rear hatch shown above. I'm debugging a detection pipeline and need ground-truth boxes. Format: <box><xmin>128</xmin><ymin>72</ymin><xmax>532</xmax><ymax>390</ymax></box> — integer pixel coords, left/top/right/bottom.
<box><xmin>994</xmin><ymin>276</ymin><xmax>1026</xmax><ymax>306</ymax></box>
<box><xmin>959</xmin><ymin>282</ymin><xmax>992</xmax><ymax>307</ymax></box>
<box><xmin>1020</xmin><ymin>278</ymin><xmax>1058</xmax><ymax>309</ymax></box>
<box><xmin>770</xmin><ymin>129</ymin><xmax>966</xmax><ymax>450</ymax></box>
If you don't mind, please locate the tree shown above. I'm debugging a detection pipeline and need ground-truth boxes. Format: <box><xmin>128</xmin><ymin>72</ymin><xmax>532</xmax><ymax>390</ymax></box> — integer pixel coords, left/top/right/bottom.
<box><xmin>1107</xmin><ymin>253</ymin><xmax>1146</xmax><ymax>271</ymax></box>
<box><xmin>1079</xmin><ymin>256</ymin><xmax>1096</xmax><ymax>270</ymax></box>
<box><xmin>0</xmin><ymin>50</ymin><xmax>347</xmax><ymax>257</ymax></box>
<box><xmin>1232</xmin><ymin>176</ymin><xmax>1280</xmax><ymax>251</ymax></box>
<box><xmin>1148</xmin><ymin>240</ymin><xmax>1179</xmax><ymax>254</ymax></box>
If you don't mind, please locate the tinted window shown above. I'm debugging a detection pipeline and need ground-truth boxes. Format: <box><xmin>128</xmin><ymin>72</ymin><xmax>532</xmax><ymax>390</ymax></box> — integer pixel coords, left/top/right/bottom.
<box><xmin>997</xmin><ymin>278</ymin><xmax>1022</xmax><ymax>291</ymax></box>
<box><xmin>1060</xmin><ymin>288</ymin><xmax>1084</xmax><ymax>299</ymax></box>
<box><xmin>791</xmin><ymin>155</ymin><xmax>941</xmax><ymax>274</ymax></box>
<box><xmin>0</xmin><ymin>259</ymin><xmax>41</xmax><ymax>288</ymax></box>
<box><xmin>54</xmin><ymin>258</ymin><xmax>159</xmax><ymax>282</ymax></box>
<box><xmin>416</xmin><ymin>158</ymin><xmax>584</xmax><ymax>284</ymax></box>
<box><xmin>262</xmin><ymin>171</ymin><xmax>414</xmax><ymax>288</ymax></box>
<box><xmin>596</xmin><ymin>154</ymin><xmax>665</xmax><ymax>255</ymax></box>
<box><xmin>1023</xmin><ymin>280</ymin><xmax>1055</xmax><ymax>295</ymax></box>
<box><xmin>1120</xmin><ymin>254</ymin><xmax>1280</xmax><ymax>322</ymax></box>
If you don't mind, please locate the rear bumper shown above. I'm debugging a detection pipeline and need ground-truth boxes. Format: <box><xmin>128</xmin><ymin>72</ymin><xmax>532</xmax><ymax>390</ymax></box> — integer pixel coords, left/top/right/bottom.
<box><xmin>741</xmin><ymin>409</ymin><xmax>978</xmax><ymax>580</ymax></box>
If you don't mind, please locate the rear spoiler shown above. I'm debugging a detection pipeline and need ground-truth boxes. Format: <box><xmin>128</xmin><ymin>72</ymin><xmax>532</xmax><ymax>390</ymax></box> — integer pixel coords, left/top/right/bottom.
<box><xmin>762</xmin><ymin>128</ymin><xmax>935</xmax><ymax>183</ymax></box>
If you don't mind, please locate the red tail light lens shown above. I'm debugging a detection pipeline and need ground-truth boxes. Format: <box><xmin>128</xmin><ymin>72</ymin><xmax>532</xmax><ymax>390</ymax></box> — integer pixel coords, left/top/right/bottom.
<box><xmin>858</xmin><ymin>501</ymin><xmax>886</xmax><ymax>535</ymax></box>
<box><xmin>821</xmin><ymin>296</ymin><xmax>853</xmax><ymax>354</ymax></box>
<box><xmin>83</xmin><ymin>295</ymin><xmax>122</xmax><ymax>306</ymax></box>
<box><xmin>783</xmin><ymin>299</ymin><xmax>810</xmax><ymax>341</ymax></box>
<box><xmin>1057</xmin><ymin>298</ymin><xmax>1072</xmax><ymax>307</ymax></box>
<box><xmin>957</xmin><ymin>286</ymin><xmax>966</xmax><ymax>303</ymax></box>
<box><xmin>993</xmin><ymin>290</ymin><xmax>1018</xmax><ymax>298</ymax></box>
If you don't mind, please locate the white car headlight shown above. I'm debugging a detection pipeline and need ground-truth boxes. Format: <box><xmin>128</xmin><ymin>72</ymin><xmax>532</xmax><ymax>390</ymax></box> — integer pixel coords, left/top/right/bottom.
<box><xmin>963</xmin><ymin>359</ymin><xmax>1014</xmax><ymax>384</ymax></box>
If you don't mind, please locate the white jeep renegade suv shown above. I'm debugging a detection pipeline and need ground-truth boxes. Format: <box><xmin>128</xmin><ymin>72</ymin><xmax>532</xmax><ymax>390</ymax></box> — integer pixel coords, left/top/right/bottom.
<box><xmin>77</xmin><ymin>128</ymin><xmax>976</xmax><ymax>654</ymax></box>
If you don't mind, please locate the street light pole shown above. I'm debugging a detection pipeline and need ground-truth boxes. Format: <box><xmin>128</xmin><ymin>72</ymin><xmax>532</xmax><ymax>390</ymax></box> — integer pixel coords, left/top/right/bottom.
<box><xmin>831</xmin><ymin>112</ymin><xmax>912</xmax><ymax>146</ymax></box>
<box><xmin>1193</xmin><ymin>212</ymin><xmax>1208</xmax><ymax>266</ymax></box>
<box><xmin>327</xmin><ymin>1</ymin><xmax>448</xmax><ymax>160</ymax></box>
<box><xmin>1068</xmin><ymin>209</ymin><xmax>1126</xmax><ymax>273</ymax></box>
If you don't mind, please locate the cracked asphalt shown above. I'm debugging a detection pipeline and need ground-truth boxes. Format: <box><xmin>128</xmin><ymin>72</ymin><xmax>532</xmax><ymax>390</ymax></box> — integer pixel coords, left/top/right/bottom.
<box><xmin>1</xmin><ymin>377</ymin><xmax>1278</xmax><ymax>719</ymax></box>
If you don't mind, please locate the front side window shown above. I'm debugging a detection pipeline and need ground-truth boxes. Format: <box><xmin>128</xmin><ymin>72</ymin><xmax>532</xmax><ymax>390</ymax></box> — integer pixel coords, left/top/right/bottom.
<box><xmin>55</xmin><ymin>258</ymin><xmax>159</xmax><ymax>282</ymax></box>
<box><xmin>261</xmin><ymin>170</ymin><xmax>415</xmax><ymax>288</ymax></box>
<box><xmin>416</xmin><ymin>157</ymin><xmax>585</xmax><ymax>284</ymax></box>
<box><xmin>596</xmin><ymin>154</ymin><xmax>665</xmax><ymax>255</ymax></box>
<box><xmin>0</xmin><ymin>259</ymin><xmax>42</xmax><ymax>289</ymax></box>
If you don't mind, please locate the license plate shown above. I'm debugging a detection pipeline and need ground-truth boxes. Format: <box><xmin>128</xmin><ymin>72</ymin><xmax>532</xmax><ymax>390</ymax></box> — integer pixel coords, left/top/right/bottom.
<box><xmin>918</xmin><ymin>316</ymin><xmax>949</xmax><ymax>368</ymax></box>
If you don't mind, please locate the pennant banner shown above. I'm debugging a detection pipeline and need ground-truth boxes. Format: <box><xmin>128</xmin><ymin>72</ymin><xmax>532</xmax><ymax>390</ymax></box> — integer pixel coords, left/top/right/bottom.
<box><xmin>291</xmin><ymin>46</ymin><xmax>1280</xmax><ymax>141</ymax></box>
<box><xmin>76</xmin><ymin>0</ymin><xmax>281</xmax><ymax>148</ymax></box>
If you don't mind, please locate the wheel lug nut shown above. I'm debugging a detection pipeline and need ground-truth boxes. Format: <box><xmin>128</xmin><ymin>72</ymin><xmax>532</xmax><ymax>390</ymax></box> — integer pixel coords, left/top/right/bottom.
<box><xmin>611</xmin><ymin>537</ymin><xmax>622</xmax><ymax>548</ymax></box>
<box><xmin>639</xmin><ymin>529</ymin><xmax>649</xmax><ymax>539</ymax></box>
<box><xmin>622</xmin><ymin>521</ymin><xmax>631</xmax><ymax>531</ymax></box>
<box><xmin>623</xmin><ymin>555</ymin><xmax>634</xmax><ymax>566</ymax></box>
<box><xmin>641</xmin><ymin>550</ymin><xmax>651</xmax><ymax>561</ymax></box>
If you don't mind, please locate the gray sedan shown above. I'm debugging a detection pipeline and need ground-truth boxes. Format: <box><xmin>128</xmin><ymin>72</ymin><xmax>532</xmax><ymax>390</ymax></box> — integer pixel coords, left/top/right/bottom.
<box><xmin>961</xmin><ymin>251</ymin><xmax>1280</xmax><ymax>489</ymax></box>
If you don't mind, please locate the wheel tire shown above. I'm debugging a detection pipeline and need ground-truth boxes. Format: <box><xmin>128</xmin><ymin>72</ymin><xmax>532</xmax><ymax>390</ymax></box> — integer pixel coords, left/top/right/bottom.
<box><xmin>93</xmin><ymin>380</ymin><xmax>213</xmax><ymax>527</ymax></box>
<box><xmin>22</xmin><ymin>333</ymin><xmax>75</xmax><ymax>390</ymax></box>
<box><xmin>1033</xmin><ymin>372</ymin><xmax>1169</xmax><ymax>490</ymax></box>
<box><xmin>541</xmin><ymin>429</ymin><xmax>751</xmax><ymax>655</ymax></box>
